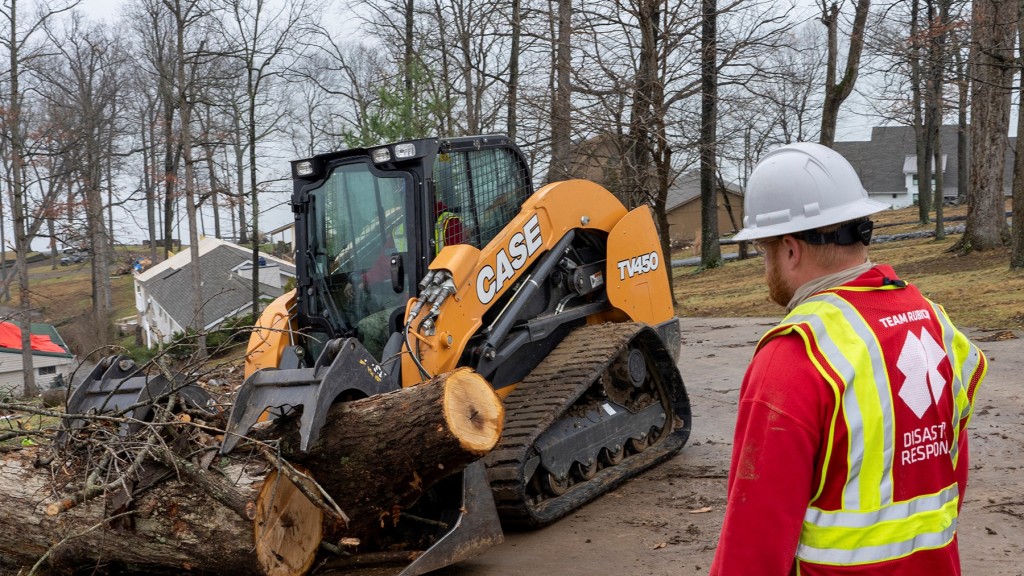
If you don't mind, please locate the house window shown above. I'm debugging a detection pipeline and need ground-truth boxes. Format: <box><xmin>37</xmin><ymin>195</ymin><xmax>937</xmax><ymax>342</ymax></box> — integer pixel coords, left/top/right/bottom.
<box><xmin>38</xmin><ymin>365</ymin><xmax>57</xmax><ymax>376</ymax></box>
<box><xmin>911</xmin><ymin>175</ymin><xmax>936</xmax><ymax>188</ymax></box>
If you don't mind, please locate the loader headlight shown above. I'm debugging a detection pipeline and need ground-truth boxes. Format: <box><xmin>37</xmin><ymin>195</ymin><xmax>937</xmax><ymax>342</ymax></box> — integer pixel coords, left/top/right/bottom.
<box><xmin>294</xmin><ymin>160</ymin><xmax>314</xmax><ymax>176</ymax></box>
<box><xmin>372</xmin><ymin>147</ymin><xmax>391</xmax><ymax>163</ymax></box>
<box><xmin>394</xmin><ymin>143</ymin><xmax>416</xmax><ymax>159</ymax></box>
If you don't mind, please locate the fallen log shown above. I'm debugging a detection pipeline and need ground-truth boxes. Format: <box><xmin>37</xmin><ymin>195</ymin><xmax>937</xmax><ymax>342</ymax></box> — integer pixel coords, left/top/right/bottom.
<box><xmin>0</xmin><ymin>367</ymin><xmax>504</xmax><ymax>576</ymax></box>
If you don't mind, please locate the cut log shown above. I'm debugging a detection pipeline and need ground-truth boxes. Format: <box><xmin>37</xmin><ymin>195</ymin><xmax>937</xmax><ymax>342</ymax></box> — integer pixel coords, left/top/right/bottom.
<box><xmin>276</xmin><ymin>367</ymin><xmax>505</xmax><ymax>543</ymax></box>
<box><xmin>0</xmin><ymin>453</ymin><xmax>264</xmax><ymax>574</ymax></box>
<box><xmin>0</xmin><ymin>367</ymin><xmax>504</xmax><ymax>576</ymax></box>
<box><xmin>255</xmin><ymin>469</ymin><xmax>323</xmax><ymax>576</ymax></box>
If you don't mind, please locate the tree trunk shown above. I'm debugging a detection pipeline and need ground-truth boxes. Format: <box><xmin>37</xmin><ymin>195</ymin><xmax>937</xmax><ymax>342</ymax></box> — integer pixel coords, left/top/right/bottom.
<box><xmin>144</xmin><ymin>105</ymin><xmax>159</xmax><ymax>264</ymax></box>
<box><xmin>931</xmin><ymin>0</ymin><xmax>950</xmax><ymax>240</ymax></box>
<box><xmin>954</xmin><ymin>31</ymin><xmax>969</xmax><ymax>205</ymax></box>
<box><xmin>1012</xmin><ymin>11</ymin><xmax>1024</xmax><ymax>269</ymax></box>
<box><xmin>548</xmin><ymin>0</ymin><xmax>572</xmax><ymax>183</ymax></box>
<box><xmin>699</xmin><ymin>0</ymin><xmax>721</xmax><ymax>269</ymax></box>
<box><xmin>162</xmin><ymin>99</ymin><xmax>177</xmax><ymax>258</ymax></box>
<box><xmin>0</xmin><ymin>456</ymin><xmax>263</xmax><ymax>574</ymax></box>
<box><xmin>282</xmin><ymin>368</ymin><xmax>504</xmax><ymax>540</ymax></box>
<box><xmin>956</xmin><ymin>0</ymin><xmax>1015</xmax><ymax>252</ymax></box>
<box><xmin>507</xmin><ymin>0</ymin><xmax>520</xmax><ymax>140</ymax></box>
<box><xmin>0</xmin><ymin>369</ymin><xmax>502</xmax><ymax>575</ymax></box>
<box><xmin>818</xmin><ymin>0</ymin><xmax>870</xmax><ymax>147</ymax></box>
<box><xmin>8</xmin><ymin>0</ymin><xmax>37</xmax><ymax>398</ymax></box>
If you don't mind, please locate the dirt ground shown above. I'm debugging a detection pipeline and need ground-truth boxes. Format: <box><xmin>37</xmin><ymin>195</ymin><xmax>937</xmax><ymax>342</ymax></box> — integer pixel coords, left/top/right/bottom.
<box><xmin>2</xmin><ymin>317</ymin><xmax>1017</xmax><ymax>575</ymax></box>
<box><xmin>436</xmin><ymin>317</ymin><xmax>1024</xmax><ymax>576</ymax></box>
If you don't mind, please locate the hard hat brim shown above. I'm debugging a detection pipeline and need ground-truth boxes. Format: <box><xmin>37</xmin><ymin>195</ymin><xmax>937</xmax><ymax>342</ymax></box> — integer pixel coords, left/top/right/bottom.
<box><xmin>731</xmin><ymin>197</ymin><xmax>890</xmax><ymax>242</ymax></box>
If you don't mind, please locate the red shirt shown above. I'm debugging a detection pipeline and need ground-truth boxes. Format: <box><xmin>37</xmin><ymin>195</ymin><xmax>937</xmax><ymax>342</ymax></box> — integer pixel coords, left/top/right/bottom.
<box><xmin>710</xmin><ymin>266</ymin><xmax>981</xmax><ymax>575</ymax></box>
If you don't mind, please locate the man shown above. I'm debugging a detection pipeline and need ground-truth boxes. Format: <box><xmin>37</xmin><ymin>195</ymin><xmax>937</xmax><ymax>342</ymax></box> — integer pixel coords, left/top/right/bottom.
<box><xmin>435</xmin><ymin>200</ymin><xmax>463</xmax><ymax>254</ymax></box>
<box><xmin>709</xmin><ymin>142</ymin><xmax>986</xmax><ymax>575</ymax></box>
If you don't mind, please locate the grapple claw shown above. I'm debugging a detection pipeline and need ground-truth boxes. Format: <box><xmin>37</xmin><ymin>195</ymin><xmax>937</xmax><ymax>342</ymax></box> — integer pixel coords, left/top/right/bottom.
<box><xmin>64</xmin><ymin>355</ymin><xmax>213</xmax><ymax>436</ymax></box>
<box><xmin>397</xmin><ymin>461</ymin><xmax>504</xmax><ymax>576</ymax></box>
<box><xmin>220</xmin><ymin>338</ymin><xmax>395</xmax><ymax>454</ymax></box>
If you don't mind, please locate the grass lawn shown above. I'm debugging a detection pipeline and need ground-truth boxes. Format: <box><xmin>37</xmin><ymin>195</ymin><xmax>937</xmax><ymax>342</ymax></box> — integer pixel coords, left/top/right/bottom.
<box><xmin>673</xmin><ymin>202</ymin><xmax>1024</xmax><ymax>330</ymax></box>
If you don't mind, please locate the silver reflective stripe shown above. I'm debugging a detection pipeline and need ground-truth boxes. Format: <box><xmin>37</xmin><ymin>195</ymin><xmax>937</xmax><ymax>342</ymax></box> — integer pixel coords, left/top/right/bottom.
<box><xmin>930</xmin><ymin>301</ymin><xmax>965</xmax><ymax>402</ymax></box>
<box><xmin>789</xmin><ymin>292</ymin><xmax>896</xmax><ymax>508</ymax></box>
<box><xmin>785</xmin><ymin>311</ymin><xmax>863</xmax><ymax>509</ymax></box>
<box><xmin>803</xmin><ymin>484</ymin><xmax>959</xmax><ymax>528</ymax></box>
<box><xmin>928</xmin><ymin>300</ymin><xmax>979</xmax><ymax>464</ymax></box>
<box><xmin>796</xmin><ymin>518</ymin><xmax>957</xmax><ymax>564</ymax></box>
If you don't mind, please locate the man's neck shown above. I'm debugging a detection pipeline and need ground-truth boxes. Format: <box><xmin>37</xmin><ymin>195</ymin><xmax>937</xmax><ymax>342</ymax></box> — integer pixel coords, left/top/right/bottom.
<box><xmin>786</xmin><ymin>260</ymin><xmax>875</xmax><ymax>312</ymax></box>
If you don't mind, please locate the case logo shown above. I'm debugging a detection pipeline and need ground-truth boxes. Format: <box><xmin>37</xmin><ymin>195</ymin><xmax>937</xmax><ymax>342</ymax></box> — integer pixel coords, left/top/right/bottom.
<box><xmin>616</xmin><ymin>251</ymin><xmax>660</xmax><ymax>281</ymax></box>
<box><xmin>476</xmin><ymin>214</ymin><xmax>544</xmax><ymax>304</ymax></box>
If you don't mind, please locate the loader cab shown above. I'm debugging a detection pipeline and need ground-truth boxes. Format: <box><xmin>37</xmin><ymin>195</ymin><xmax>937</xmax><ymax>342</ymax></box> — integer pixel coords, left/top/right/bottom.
<box><xmin>290</xmin><ymin>135</ymin><xmax>533</xmax><ymax>361</ymax></box>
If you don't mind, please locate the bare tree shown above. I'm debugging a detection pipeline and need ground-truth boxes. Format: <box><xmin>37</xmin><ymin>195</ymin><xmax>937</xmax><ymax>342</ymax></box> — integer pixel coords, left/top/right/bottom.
<box><xmin>548</xmin><ymin>0</ymin><xmax>572</xmax><ymax>182</ymax></box>
<box><xmin>161</xmin><ymin>0</ymin><xmax>208</xmax><ymax>357</ymax></box>
<box><xmin>699</xmin><ymin>0</ymin><xmax>722</xmax><ymax>268</ymax></box>
<box><xmin>818</xmin><ymin>0</ymin><xmax>870</xmax><ymax>147</ymax></box>
<box><xmin>929</xmin><ymin>0</ymin><xmax>952</xmax><ymax>239</ymax></box>
<box><xmin>1011</xmin><ymin>11</ymin><xmax>1024</xmax><ymax>269</ymax></box>
<box><xmin>0</xmin><ymin>0</ymin><xmax>76</xmax><ymax>397</ymax></box>
<box><xmin>217</xmin><ymin>0</ymin><xmax>309</xmax><ymax>319</ymax></box>
<box><xmin>40</xmin><ymin>13</ymin><xmax>126</xmax><ymax>338</ymax></box>
<box><xmin>954</xmin><ymin>0</ymin><xmax>1015</xmax><ymax>253</ymax></box>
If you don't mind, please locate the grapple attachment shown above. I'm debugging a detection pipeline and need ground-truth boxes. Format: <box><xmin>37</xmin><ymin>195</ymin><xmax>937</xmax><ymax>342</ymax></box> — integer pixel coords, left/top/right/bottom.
<box><xmin>220</xmin><ymin>337</ymin><xmax>395</xmax><ymax>454</ymax></box>
<box><xmin>64</xmin><ymin>355</ymin><xmax>213</xmax><ymax>435</ymax></box>
<box><xmin>396</xmin><ymin>461</ymin><xmax>504</xmax><ymax>576</ymax></box>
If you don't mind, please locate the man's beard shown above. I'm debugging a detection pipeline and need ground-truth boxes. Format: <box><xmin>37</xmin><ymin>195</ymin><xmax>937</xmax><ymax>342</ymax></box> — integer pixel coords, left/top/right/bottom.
<box><xmin>766</xmin><ymin>258</ymin><xmax>793</xmax><ymax>307</ymax></box>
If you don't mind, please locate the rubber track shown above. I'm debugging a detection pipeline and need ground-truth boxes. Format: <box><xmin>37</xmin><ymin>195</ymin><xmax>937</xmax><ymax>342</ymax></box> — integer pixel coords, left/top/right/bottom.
<box><xmin>484</xmin><ymin>322</ymin><xmax>686</xmax><ymax>528</ymax></box>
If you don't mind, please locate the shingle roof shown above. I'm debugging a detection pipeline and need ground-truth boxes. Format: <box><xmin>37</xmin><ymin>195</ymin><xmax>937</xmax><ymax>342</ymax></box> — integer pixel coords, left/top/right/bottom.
<box><xmin>139</xmin><ymin>242</ymin><xmax>294</xmax><ymax>333</ymax></box>
<box><xmin>834</xmin><ymin>125</ymin><xmax>1015</xmax><ymax>196</ymax></box>
<box><xmin>666</xmin><ymin>171</ymin><xmax>743</xmax><ymax>211</ymax></box>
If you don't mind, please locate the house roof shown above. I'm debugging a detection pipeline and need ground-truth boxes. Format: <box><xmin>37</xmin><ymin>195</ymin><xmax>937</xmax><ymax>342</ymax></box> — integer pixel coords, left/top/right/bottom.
<box><xmin>834</xmin><ymin>124</ymin><xmax>1015</xmax><ymax>195</ymax></box>
<box><xmin>137</xmin><ymin>237</ymin><xmax>294</xmax><ymax>283</ymax></box>
<box><xmin>138</xmin><ymin>239</ymin><xmax>295</xmax><ymax>333</ymax></box>
<box><xmin>0</xmin><ymin>322</ymin><xmax>73</xmax><ymax>358</ymax></box>
<box><xmin>666</xmin><ymin>171</ymin><xmax>743</xmax><ymax>212</ymax></box>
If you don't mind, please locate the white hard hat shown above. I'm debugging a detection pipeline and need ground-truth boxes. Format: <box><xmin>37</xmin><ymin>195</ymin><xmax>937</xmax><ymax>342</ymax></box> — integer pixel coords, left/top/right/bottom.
<box><xmin>733</xmin><ymin>142</ymin><xmax>889</xmax><ymax>241</ymax></box>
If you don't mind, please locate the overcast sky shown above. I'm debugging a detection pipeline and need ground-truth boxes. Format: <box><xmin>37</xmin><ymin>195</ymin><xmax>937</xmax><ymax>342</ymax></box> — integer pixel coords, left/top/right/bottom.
<box><xmin>10</xmin><ymin>0</ymin><xmax>922</xmax><ymax>253</ymax></box>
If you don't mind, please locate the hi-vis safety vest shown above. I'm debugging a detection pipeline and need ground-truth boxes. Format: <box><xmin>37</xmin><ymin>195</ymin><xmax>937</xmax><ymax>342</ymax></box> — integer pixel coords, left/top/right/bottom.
<box><xmin>759</xmin><ymin>282</ymin><xmax>986</xmax><ymax>568</ymax></box>
<box><xmin>434</xmin><ymin>211</ymin><xmax>458</xmax><ymax>255</ymax></box>
<box><xmin>392</xmin><ymin>222</ymin><xmax>407</xmax><ymax>252</ymax></box>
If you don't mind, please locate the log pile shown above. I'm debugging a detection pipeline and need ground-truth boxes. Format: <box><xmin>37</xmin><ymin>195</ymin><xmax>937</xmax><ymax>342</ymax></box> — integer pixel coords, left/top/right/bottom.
<box><xmin>0</xmin><ymin>367</ymin><xmax>503</xmax><ymax>576</ymax></box>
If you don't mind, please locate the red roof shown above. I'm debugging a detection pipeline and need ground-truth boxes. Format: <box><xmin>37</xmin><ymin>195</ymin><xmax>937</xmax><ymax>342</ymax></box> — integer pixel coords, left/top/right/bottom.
<box><xmin>0</xmin><ymin>322</ymin><xmax>67</xmax><ymax>354</ymax></box>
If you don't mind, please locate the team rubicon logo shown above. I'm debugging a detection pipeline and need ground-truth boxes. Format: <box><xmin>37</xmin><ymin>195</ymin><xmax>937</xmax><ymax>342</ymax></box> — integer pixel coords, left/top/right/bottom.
<box><xmin>476</xmin><ymin>214</ymin><xmax>544</xmax><ymax>304</ymax></box>
<box><xmin>616</xmin><ymin>251</ymin><xmax>660</xmax><ymax>281</ymax></box>
<box><xmin>896</xmin><ymin>327</ymin><xmax>954</xmax><ymax>464</ymax></box>
<box><xmin>896</xmin><ymin>328</ymin><xmax>946</xmax><ymax>419</ymax></box>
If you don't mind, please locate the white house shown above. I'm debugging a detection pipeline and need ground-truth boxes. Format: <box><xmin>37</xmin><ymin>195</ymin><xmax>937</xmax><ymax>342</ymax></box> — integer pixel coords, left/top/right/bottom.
<box><xmin>135</xmin><ymin>238</ymin><xmax>296</xmax><ymax>348</ymax></box>
<box><xmin>0</xmin><ymin>322</ymin><xmax>76</xmax><ymax>397</ymax></box>
<box><xmin>833</xmin><ymin>124</ymin><xmax>1013</xmax><ymax>209</ymax></box>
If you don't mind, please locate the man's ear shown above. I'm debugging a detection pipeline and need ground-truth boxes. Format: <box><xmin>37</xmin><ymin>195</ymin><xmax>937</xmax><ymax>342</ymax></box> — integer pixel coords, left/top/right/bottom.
<box><xmin>779</xmin><ymin>235</ymin><xmax>802</xmax><ymax>272</ymax></box>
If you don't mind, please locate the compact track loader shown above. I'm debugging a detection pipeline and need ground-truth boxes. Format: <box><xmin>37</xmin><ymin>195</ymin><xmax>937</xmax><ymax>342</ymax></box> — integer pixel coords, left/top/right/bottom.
<box><xmin>169</xmin><ymin>135</ymin><xmax>690</xmax><ymax>574</ymax></box>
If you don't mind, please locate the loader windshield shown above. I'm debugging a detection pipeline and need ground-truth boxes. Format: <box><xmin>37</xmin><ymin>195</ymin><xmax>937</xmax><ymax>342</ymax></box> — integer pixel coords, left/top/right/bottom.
<box><xmin>308</xmin><ymin>161</ymin><xmax>411</xmax><ymax>358</ymax></box>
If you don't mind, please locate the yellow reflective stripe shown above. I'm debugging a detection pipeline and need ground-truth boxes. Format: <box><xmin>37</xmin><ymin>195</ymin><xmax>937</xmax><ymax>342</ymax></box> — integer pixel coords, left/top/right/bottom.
<box><xmin>797</xmin><ymin>490</ymin><xmax>958</xmax><ymax>564</ymax></box>
<box><xmin>786</xmin><ymin>292</ymin><xmax>896</xmax><ymax>509</ymax></box>
<box><xmin>434</xmin><ymin>211</ymin><xmax>456</xmax><ymax>254</ymax></box>
<box><xmin>393</xmin><ymin>222</ymin><xmax>407</xmax><ymax>252</ymax></box>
